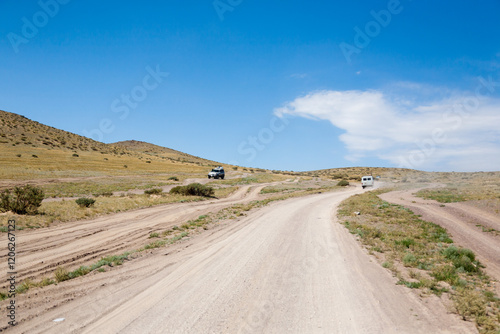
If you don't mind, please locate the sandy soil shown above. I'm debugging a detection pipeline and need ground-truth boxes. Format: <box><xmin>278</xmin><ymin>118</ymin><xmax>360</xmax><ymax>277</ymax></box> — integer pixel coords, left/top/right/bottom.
<box><xmin>380</xmin><ymin>188</ymin><xmax>500</xmax><ymax>292</ymax></box>
<box><xmin>2</xmin><ymin>186</ymin><xmax>476</xmax><ymax>333</ymax></box>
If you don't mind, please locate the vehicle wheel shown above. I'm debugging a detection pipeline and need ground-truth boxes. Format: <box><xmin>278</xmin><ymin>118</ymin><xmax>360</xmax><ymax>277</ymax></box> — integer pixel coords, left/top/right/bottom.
<box><xmin>362</xmin><ymin>186</ymin><xmax>365</xmax><ymax>189</ymax></box>
<box><xmin>221</xmin><ymin>176</ymin><xmax>225</xmax><ymax>179</ymax></box>
<box><xmin>208</xmin><ymin>176</ymin><xmax>211</xmax><ymax>179</ymax></box>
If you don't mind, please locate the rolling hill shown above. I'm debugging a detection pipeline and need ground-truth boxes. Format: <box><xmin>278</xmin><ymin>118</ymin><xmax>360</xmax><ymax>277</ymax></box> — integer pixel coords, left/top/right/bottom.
<box><xmin>0</xmin><ymin>110</ymin><xmax>222</xmax><ymax>180</ymax></box>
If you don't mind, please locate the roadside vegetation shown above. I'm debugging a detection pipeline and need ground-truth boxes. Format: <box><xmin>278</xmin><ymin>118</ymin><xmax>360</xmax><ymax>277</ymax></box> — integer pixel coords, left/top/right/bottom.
<box><xmin>170</xmin><ymin>183</ymin><xmax>215</xmax><ymax>197</ymax></box>
<box><xmin>0</xmin><ymin>185</ymin><xmax>44</xmax><ymax>214</ymax></box>
<box><xmin>338</xmin><ymin>190</ymin><xmax>500</xmax><ymax>333</ymax></box>
<box><xmin>39</xmin><ymin>178</ymin><xmax>173</xmax><ymax>198</ymax></box>
<box><xmin>416</xmin><ymin>185</ymin><xmax>500</xmax><ymax>203</ymax></box>
<box><xmin>0</xmin><ymin>185</ymin><xmax>237</xmax><ymax>230</ymax></box>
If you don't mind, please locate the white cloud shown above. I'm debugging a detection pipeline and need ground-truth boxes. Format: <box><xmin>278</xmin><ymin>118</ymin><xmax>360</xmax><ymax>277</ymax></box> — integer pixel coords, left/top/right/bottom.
<box><xmin>274</xmin><ymin>88</ymin><xmax>500</xmax><ymax>171</ymax></box>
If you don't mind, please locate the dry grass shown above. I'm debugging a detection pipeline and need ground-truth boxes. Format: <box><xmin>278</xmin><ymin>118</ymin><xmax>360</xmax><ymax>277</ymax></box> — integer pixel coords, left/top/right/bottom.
<box><xmin>213</xmin><ymin>186</ymin><xmax>239</xmax><ymax>198</ymax></box>
<box><xmin>260</xmin><ymin>178</ymin><xmax>338</xmax><ymax>194</ymax></box>
<box><xmin>0</xmin><ymin>144</ymin><xmax>209</xmax><ymax>180</ymax></box>
<box><xmin>208</xmin><ymin>173</ymin><xmax>289</xmax><ymax>186</ymax></box>
<box><xmin>0</xmin><ymin>194</ymin><xmax>207</xmax><ymax>229</ymax></box>
<box><xmin>113</xmin><ymin>140</ymin><xmax>220</xmax><ymax>166</ymax></box>
<box><xmin>40</xmin><ymin>178</ymin><xmax>169</xmax><ymax>198</ymax></box>
<box><xmin>416</xmin><ymin>184</ymin><xmax>500</xmax><ymax>203</ymax></box>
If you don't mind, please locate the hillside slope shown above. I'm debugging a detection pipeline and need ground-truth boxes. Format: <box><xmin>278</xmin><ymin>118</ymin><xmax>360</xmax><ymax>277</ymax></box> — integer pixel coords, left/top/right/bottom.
<box><xmin>113</xmin><ymin>140</ymin><xmax>219</xmax><ymax>166</ymax></box>
<box><xmin>0</xmin><ymin>110</ymin><xmax>219</xmax><ymax>180</ymax></box>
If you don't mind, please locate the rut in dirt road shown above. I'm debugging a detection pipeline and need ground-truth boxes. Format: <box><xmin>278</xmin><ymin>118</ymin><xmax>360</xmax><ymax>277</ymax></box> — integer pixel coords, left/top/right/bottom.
<box><xmin>16</xmin><ymin>187</ymin><xmax>475</xmax><ymax>334</ymax></box>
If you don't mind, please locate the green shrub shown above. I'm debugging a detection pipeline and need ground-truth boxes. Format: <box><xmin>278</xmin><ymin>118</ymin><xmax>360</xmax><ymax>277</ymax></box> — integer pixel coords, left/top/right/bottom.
<box><xmin>75</xmin><ymin>198</ymin><xmax>96</xmax><ymax>208</ymax></box>
<box><xmin>337</xmin><ymin>180</ymin><xmax>349</xmax><ymax>186</ymax></box>
<box><xmin>168</xmin><ymin>176</ymin><xmax>179</xmax><ymax>181</ymax></box>
<box><xmin>144</xmin><ymin>188</ymin><xmax>163</xmax><ymax>195</ymax></box>
<box><xmin>0</xmin><ymin>185</ymin><xmax>44</xmax><ymax>215</ymax></box>
<box><xmin>403</xmin><ymin>253</ymin><xmax>417</xmax><ymax>266</ymax></box>
<box><xmin>70</xmin><ymin>266</ymin><xmax>90</xmax><ymax>278</ymax></box>
<box><xmin>443</xmin><ymin>246</ymin><xmax>478</xmax><ymax>272</ymax></box>
<box><xmin>170</xmin><ymin>183</ymin><xmax>214</xmax><ymax>197</ymax></box>
<box><xmin>395</xmin><ymin>238</ymin><xmax>415</xmax><ymax>249</ymax></box>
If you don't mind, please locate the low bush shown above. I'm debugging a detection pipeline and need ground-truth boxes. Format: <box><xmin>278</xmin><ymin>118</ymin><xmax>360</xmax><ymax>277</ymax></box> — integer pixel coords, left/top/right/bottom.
<box><xmin>168</xmin><ymin>176</ymin><xmax>179</xmax><ymax>181</ymax></box>
<box><xmin>337</xmin><ymin>180</ymin><xmax>349</xmax><ymax>186</ymax></box>
<box><xmin>75</xmin><ymin>198</ymin><xmax>96</xmax><ymax>208</ymax></box>
<box><xmin>443</xmin><ymin>245</ymin><xmax>478</xmax><ymax>272</ymax></box>
<box><xmin>0</xmin><ymin>185</ymin><xmax>44</xmax><ymax>215</ymax></box>
<box><xmin>402</xmin><ymin>253</ymin><xmax>417</xmax><ymax>266</ymax></box>
<box><xmin>144</xmin><ymin>188</ymin><xmax>163</xmax><ymax>195</ymax></box>
<box><xmin>170</xmin><ymin>183</ymin><xmax>214</xmax><ymax>197</ymax></box>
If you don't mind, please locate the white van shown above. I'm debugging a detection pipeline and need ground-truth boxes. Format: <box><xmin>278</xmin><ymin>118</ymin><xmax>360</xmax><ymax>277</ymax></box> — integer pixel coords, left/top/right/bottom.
<box><xmin>361</xmin><ymin>175</ymin><xmax>374</xmax><ymax>189</ymax></box>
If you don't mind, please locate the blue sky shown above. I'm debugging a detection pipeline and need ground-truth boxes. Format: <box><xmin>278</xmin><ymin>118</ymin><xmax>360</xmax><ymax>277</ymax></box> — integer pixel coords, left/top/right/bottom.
<box><xmin>1</xmin><ymin>1</ymin><xmax>499</xmax><ymax>172</ymax></box>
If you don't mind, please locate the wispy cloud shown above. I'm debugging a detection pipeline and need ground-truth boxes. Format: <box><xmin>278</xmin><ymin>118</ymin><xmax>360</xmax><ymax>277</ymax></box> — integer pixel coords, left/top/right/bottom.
<box><xmin>274</xmin><ymin>86</ymin><xmax>500</xmax><ymax>171</ymax></box>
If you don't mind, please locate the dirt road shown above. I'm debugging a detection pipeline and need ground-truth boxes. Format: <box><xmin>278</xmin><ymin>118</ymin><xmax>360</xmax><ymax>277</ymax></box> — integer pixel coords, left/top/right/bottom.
<box><xmin>8</xmin><ymin>187</ymin><xmax>475</xmax><ymax>333</ymax></box>
<box><xmin>380</xmin><ymin>189</ymin><xmax>500</xmax><ymax>288</ymax></box>
<box><xmin>2</xmin><ymin>183</ymin><xmax>269</xmax><ymax>285</ymax></box>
